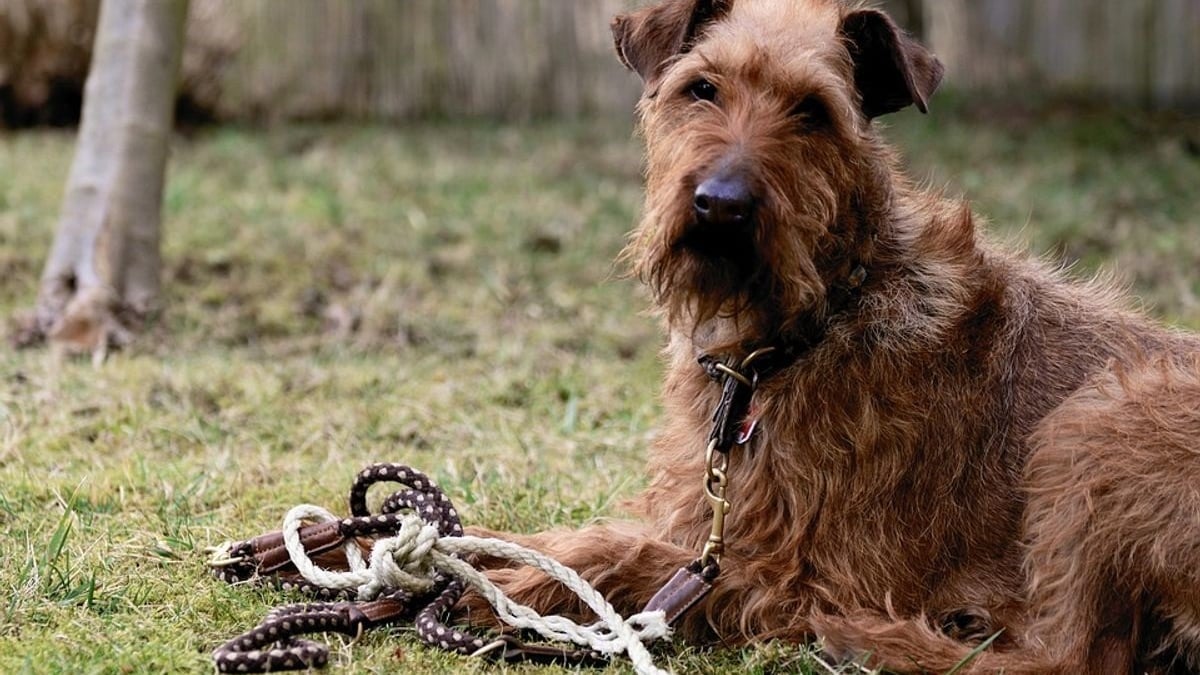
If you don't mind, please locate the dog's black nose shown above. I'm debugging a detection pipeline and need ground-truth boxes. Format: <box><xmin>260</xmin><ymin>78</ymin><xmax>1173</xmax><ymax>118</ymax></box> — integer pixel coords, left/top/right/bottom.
<box><xmin>694</xmin><ymin>171</ymin><xmax>756</xmax><ymax>228</ymax></box>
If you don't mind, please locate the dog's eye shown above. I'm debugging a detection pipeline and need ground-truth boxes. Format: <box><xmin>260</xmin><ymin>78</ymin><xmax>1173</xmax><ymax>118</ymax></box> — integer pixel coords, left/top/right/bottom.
<box><xmin>688</xmin><ymin>79</ymin><xmax>718</xmax><ymax>103</ymax></box>
<box><xmin>790</xmin><ymin>96</ymin><xmax>829</xmax><ymax>128</ymax></box>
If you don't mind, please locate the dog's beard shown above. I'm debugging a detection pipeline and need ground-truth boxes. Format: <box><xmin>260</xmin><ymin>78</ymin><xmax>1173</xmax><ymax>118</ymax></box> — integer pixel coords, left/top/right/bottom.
<box><xmin>657</xmin><ymin>245</ymin><xmax>768</xmax><ymax>330</ymax></box>
<box><xmin>674</xmin><ymin>214</ymin><xmax>758</xmax><ymax>266</ymax></box>
<box><xmin>631</xmin><ymin>205</ymin><xmax>827</xmax><ymax>341</ymax></box>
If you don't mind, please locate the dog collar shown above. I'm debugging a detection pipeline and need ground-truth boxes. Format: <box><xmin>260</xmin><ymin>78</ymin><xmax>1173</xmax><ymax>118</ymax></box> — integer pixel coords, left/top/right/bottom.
<box><xmin>697</xmin><ymin>347</ymin><xmax>778</xmax><ymax>453</ymax></box>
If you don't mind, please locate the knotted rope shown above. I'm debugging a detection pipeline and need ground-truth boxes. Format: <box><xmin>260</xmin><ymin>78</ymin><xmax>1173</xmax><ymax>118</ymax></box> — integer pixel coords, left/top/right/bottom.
<box><xmin>211</xmin><ymin>463</ymin><xmax>672</xmax><ymax>675</ymax></box>
<box><xmin>281</xmin><ymin>504</ymin><xmax>671</xmax><ymax>675</ymax></box>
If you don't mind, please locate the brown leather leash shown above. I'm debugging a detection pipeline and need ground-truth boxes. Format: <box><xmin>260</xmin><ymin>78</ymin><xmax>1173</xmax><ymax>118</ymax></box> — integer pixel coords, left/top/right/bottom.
<box><xmin>208</xmin><ymin>353</ymin><xmax>775</xmax><ymax>672</ymax></box>
<box><xmin>642</xmin><ymin>346</ymin><xmax>783</xmax><ymax>624</ymax></box>
<box><xmin>206</xmin><ymin>341</ymin><xmax>851</xmax><ymax>671</ymax></box>
<box><xmin>209</xmin><ymin>464</ymin><xmax>605</xmax><ymax>672</ymax></box>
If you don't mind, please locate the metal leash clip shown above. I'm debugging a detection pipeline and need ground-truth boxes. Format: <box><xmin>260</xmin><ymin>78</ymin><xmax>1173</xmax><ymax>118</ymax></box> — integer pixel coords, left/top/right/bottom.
<box><xmin>698</xmin><ymin>346</ymin><xmax>775</xmax><ymax>567</ymax></box>
<box><xmin>700</xmin><ymin>439</ymin><xmax>730</xmax><ymax>566</ymax></box>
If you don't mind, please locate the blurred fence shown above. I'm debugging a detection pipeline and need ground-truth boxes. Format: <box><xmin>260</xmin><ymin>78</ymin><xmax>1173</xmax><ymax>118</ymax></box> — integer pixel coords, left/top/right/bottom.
<box><xmin>923</xmin><ymin>0</ymin><xmax>1200</xmax><ymax>108</ymax></box>
<box><xmin>184</xmin><ymin>0</ymin><xmax>638</xmax><ymax>121</ymax></box>
<box><xmin>2</xmin><ymin>0</ymin><xmax>1199</xmax><ymax>126</ymax></box>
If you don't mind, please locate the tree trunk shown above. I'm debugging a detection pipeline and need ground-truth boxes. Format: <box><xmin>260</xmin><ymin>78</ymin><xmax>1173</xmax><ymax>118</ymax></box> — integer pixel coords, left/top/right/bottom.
<box><xmin>32</xmin><ymin>0</ymin><xmax>187</xmax><ymax>360</ymax></box>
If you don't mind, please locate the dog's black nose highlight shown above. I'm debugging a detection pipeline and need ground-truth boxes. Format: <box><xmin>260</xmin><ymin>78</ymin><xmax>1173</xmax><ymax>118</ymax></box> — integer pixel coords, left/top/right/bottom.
<box><xmin>694</xmin><ymin>171</ymin><xmax>756</xmax><ymax>228</ymax></box>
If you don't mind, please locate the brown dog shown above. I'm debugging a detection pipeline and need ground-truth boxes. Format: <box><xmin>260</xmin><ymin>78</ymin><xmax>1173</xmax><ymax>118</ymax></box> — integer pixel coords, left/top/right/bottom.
<box><xmin>466</xmin><ymin>1</ymin><xmax>1200</xmax><ymax>672</ymax></box>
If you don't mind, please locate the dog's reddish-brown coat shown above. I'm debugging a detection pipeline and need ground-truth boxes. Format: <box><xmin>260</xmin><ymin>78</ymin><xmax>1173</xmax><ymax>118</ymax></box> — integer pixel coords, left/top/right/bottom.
<box><xmin>463</xmin><ymin>2</ymin><xmax>1200</xmax><ymax>672</ymax></box>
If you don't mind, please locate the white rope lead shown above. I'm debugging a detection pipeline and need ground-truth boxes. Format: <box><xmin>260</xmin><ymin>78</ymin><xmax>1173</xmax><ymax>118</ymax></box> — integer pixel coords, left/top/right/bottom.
<box><xmin>281</xmin><ymin>506</ymin><xmax>672</xmax><ymax>675</ymax></box>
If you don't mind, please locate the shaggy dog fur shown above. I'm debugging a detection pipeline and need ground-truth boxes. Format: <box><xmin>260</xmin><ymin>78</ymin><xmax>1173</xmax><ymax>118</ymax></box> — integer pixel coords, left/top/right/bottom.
<box><xmin>463</xmin><ymin>1</ymin><xmax>1200</xmax><ymax>672</ymax></box>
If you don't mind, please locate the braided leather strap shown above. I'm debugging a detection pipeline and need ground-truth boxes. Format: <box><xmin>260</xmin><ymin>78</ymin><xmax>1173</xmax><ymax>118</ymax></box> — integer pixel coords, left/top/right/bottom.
<box><xmin>211</xmin><ymin>463</ymin><xmax>493</xmax><ymax>672</ymax></box>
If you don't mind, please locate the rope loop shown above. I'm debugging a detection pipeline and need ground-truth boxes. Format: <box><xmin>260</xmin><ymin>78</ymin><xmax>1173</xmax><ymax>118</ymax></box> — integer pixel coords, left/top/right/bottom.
<box><xmin>213</xmin><ymin>463</ymin><xmax>672</xmax><ymax>675</ymax></box>
<box><xmin>283</xmin><ymin>512</ymin><xmax>671</xmax><ymax>675</ymax></box>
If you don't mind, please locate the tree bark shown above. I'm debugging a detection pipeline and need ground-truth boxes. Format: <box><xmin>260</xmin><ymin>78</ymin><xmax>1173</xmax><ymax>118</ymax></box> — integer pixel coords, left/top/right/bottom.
<box><xmin>32</xmin><ymin>0</ymin><xmax>187</xmax><ymax>359</ymax></box>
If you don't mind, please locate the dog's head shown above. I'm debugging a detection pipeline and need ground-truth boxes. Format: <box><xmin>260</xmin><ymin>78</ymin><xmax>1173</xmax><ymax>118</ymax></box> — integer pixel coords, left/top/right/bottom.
<box><xmin>613</xmin><ymin>0</ymin><xmax>942</xmax><ymax>343</ymax></box>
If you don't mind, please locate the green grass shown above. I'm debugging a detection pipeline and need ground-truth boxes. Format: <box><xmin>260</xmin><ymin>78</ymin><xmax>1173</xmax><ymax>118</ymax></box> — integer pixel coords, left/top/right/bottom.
<box><xmin>1</xmin><ymin>106</ymin><xmax>1198</xmax><ymax>673</ymax></box>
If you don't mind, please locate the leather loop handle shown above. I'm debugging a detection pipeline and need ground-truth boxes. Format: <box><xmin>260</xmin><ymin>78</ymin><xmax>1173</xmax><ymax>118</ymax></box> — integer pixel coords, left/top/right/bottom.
<box><xmin>643</xmin><ymin>561</ymin><xmax>718</xmax><ymax>626</ymax></box>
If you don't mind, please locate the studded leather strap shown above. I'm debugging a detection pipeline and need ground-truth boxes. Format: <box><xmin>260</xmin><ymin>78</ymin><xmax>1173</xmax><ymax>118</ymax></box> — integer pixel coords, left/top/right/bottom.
<box><xmin>211</xmin><ymin>464</ymin><xmax>484</xmax><ymax>672</ymax></box>
<box><xmin>210</xmin><ymin>463</ymin><xmax>606</xmax><ymax>672</ymax></box>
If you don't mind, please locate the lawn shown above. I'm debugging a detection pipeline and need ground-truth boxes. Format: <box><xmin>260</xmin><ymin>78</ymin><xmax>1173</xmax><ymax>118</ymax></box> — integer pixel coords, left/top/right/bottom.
<box><xmin>1</xmin><ymin>104</ymin><xmax>1198</xmax><ymax>674</ymax></box>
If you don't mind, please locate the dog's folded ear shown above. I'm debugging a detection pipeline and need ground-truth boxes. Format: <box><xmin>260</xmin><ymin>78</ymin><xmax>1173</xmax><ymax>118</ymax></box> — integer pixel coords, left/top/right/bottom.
<box><xmin>611</xmin><ymin>0</ymin><xmax>731</xmax><ymax>84</ymax></box>
<box><xmin>840</xmin><ymin>9</ymin><xmax>944</xmax><ymax>118</ymax></box>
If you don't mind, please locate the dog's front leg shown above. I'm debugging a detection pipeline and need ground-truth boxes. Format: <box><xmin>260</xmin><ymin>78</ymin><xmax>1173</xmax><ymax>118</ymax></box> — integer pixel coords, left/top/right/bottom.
<box><xmin>455</xmin><ymin>522</ymin><xmax>698</xmax><ymax>629</ymax></box>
